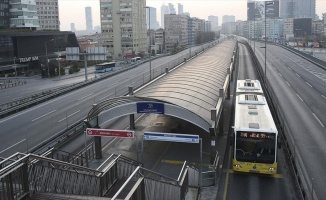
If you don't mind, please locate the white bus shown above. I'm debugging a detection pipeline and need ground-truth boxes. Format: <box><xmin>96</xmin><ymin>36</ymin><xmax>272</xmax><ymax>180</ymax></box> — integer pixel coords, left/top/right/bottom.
<box><xmin>232</xmin><ymin>80</ymin><xmax>279</xmax><ymax>174</ymax></box>
<box><xmin>130</xmin><ymin>57</ymin><xmax>141</xmax><ymax>64</ymax></box>
<box><xmin>236</xmin><ymin>79</ymin><xmax>263</xmax><ymax>95</ymax></box>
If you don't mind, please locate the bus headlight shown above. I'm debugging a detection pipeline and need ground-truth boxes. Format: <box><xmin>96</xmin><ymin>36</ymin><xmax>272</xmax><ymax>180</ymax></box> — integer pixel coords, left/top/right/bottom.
<box><xmin>235</xmin><ymin>164</ymin><xmax>240</xmax><ymax>168</ymax></box>
<box><xmin>269</xmin><ymin>167</ymin><xmax>276</xmax><ymax>171</ymax></box>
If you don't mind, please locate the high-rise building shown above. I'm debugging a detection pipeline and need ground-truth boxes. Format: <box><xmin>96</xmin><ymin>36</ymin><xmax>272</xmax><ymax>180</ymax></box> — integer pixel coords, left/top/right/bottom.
<box><xmin>36</xmin><ymin>0</ymin><xmax>59</xmax><ymax>30</ymax></box>
<box><xmin>8</xmin><ymin>0</ymin><xmax>39</xmax><ymax>29</ymax></box>
<box><xmin>0</xmin><ymin>1</ymin><xmax>9</xmax><ymax>29</ymax></box>
<box><xmin>146</xmin><ymin>7</ymin><xmax>157</xmax><ymax>30</ymax></box>
<box><xmin>178</xmin><ymin>3</ymin><xmax>183</xmax><ymax>14</ymax></box>
<box><xmin>161</xmin><ymin>4</ymin><xmax>169</xmax><ymax>29</ymax></box>
<box><xmin>222</xmin><ymin>15</ymin><xmax>235</xmax><ymax>24</ymax></box>
<box><xmin>85</xmin><ymin>7</ymin><xmax>93</xmax><ymax>32</ymax></box>
<box><xmin>100</xmin><ymin>0</ymin><xmax>146</xmax><ymax>59</ymax></box>
<box><xmin>280</xmin><ymin>0</ymin><xmax>315</xmax><ymax>19</ymax></box>
<box><xmin>168</xmin><ymin>3</ymin><xmax>176</xmax><ymax>14</ymax></box>
<box><xmin>71</xmin><ymin>23</ymin><xmax>76</xmax><ymax>32</ymax></box>
<box><xmin>208</xmin><ymin>15</ymin><xmax>219</xmax><ymax>32</ymax></box>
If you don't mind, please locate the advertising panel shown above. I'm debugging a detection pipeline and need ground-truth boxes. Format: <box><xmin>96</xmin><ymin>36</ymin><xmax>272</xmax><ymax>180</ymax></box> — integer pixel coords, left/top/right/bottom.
<box><xmin>247</xmin><ymin>1</ymin><xmax>279</xmax><ymax>20</ymax></box>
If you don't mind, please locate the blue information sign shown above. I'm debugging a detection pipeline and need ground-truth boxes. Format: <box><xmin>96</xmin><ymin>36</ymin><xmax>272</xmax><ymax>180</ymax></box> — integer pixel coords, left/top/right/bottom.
<box><xmin>143</xmin><ymin>132</ymin><xmax>200</xmax><ymax>144</ymax></box>
<box><xmin>137</xmin><ymin>102</ymin><xmax>164</xmax><ymax>114</ymax></box>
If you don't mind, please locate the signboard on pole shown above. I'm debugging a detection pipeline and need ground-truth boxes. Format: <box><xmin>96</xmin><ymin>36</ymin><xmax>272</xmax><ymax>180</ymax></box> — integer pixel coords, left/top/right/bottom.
<box><xmin>86</xmin><ymin>47</ymin><xmax>107</xmax><ymax>60</ymax></box>
<box><xmin>66</xmin><ymin>47</ymin><xmax>80</xmax><ymax>61</ymax></box>
<box><xmin>86</xmin><ymin>128</ymin><xmax>134</xmax><ymax>138</ymax></box>
<box><xmin>143</xmin><ymin>132</ymin><xmax>199</xmax><ymax>143</ymax></box>
<box><xmin>137</xmin><ymin>102</ymin><xmax>165</xmax><ymax>114</ymax></box>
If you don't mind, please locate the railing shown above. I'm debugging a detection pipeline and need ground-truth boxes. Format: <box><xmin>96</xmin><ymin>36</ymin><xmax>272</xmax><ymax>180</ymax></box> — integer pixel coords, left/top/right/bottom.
<box><xmin>201</xmin><ymin>151</ymin><xmax>220</xmax><ymax>187</ymax></box>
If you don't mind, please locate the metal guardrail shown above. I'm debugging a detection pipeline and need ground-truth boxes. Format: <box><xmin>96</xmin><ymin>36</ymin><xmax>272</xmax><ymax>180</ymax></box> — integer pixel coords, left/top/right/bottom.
<box><xmin>274</xmin><ymin>43</ymin><xmax>326</xmax><ymax>70</ymax></box>
<box><xmin>243</xmin><ymin>40</ymin><xmax>319</xmax><ymax>200</ymax></box>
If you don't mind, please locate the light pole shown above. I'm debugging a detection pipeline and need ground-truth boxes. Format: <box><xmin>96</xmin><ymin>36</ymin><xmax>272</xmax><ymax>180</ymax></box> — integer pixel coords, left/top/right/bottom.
<box><xmin>264</xmin><ymin>1</ymin><xmax>274</xmax><ymax>83</ymax></box>
<box><xmin>13</xmin><ymin>57</ymin><xmax>17</xmax><ymax>77</ymax></box>
<box><xmin>45</xmin><ymin>39</ymin><xmax>54</xmax><ymax>78</ymax></box>
<box><xmin>144</xmin><ymin>6</ymin><xmax>152</xmax><ymax>80</ymax></box>
<box><xmin>253</xmin><ymin>14</ymin><xmax>259</xmax><ymax>53</ymax></box>
<box><xmin>57</xmin><ymin>55</ymin><xmax>61</xmax><ymax>80</ymax></box>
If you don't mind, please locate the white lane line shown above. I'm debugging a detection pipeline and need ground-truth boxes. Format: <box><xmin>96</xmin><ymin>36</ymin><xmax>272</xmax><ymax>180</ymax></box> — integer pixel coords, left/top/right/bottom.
<box><xmin>110</xmin><ymin>82</ymin><xmax>120</xmax><ymax>88</ymax></box>
<box><xmin>99</xmin><ymin>93</ymin><xmax>114</xmax><ymax>101</ymax></box>
<box><xmin>322</xmin><ymin>95</ymin><xmax>326</xmax><ymax>100</ymax></box>
<box><xmin>78</xmin><ymin>93</ymin><xmax>93</xmax><ymax>101</ymax></box>
<box><xmin>0</xmin><ymin>139</ymin><xmax>26</xmax><ymax>154</ymax></box>
<box><xmin>306</xmin><ymin>82</ymin><xmax>312</xmax><ymax>88</ymax></box>
<box><xmin>279</xmin><ymin>72</ymin><xmax>283</xmax><ymax>77</ymax></box>
<box><xmin>296</xmin><ymin>73</ymin><xmax>301</xmax><ymax>78</ymax></box>
<box><xmin>286</xmin><ymin>81</ymin><xmax>291</xmax><ymax>87</ymax></box>
<box><xmin>32</xmin><ymin>110</ymin><xmax>56</xmax><ymax>122</ymax></box>
<box><xmin>296</xmin><ymin>94</ymin><xmax>303</xmax><ymax>102</ymax></box>
<box><xmin>58</xmin><ymin>110</ymin><xmax>80</xmax><ymax>122</ymax></box>
<box><xmin>312</xmin><ymin>113</ymin><xmax>325</xmax><ymax>128</ymax></box>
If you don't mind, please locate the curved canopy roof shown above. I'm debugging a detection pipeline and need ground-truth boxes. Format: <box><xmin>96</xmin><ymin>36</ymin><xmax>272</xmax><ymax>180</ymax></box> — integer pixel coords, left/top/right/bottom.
<box><xmin>87</xmin><ymin>40</ymin><xmax>237</xmax><ymax>132</ymax></box>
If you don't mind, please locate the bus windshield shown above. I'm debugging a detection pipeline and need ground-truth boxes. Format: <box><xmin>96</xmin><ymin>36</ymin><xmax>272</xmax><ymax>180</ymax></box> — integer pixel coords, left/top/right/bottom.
<box><xmin>235</xmin><ymin>131</ymin><xmax>276</xmax><ymax>164</ymax></box>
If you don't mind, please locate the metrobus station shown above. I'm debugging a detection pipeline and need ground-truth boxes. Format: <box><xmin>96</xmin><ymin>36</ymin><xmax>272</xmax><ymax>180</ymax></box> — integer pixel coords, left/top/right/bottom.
<box><xmin>1</xmin><ymin>39</ymin><xmax>238</xmax><ymax>199</ymax></box>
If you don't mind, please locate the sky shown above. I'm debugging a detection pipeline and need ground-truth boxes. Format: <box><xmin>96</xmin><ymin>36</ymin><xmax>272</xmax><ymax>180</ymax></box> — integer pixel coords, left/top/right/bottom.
<box><xmin>59</xmin><ymin>0</ymin><xmax>326</xmax><ymax>31</ymax></box>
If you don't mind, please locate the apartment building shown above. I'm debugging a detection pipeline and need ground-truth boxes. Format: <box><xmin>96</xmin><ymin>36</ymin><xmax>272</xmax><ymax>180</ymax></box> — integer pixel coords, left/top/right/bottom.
<box><xmin>164</xmin><ymin>14</ymin><xmax>188</xmax><ymax>52</ymax></box>
<box><xmin>154</xmin><ymin>28</ymin><xmax>165</xmax><ymax>54</ymax></box>
<box><xmin>208</xmin><ymin>15</ymin><xmax>219</xmax><ymax>32</ymax></box>
<box><xmin>100</xmin><ymin>0</ymin><xmax>147</xmax><ymax>59</ymax></box>
<box><xmin>36</xmin><ymin>0</ymin><xmax>59</xmax><ymax>30</ymax></box>
<box><xmin>263</xmin><ymin>18</ymin><xmax>284</xmax><ymax>42</ymax></box>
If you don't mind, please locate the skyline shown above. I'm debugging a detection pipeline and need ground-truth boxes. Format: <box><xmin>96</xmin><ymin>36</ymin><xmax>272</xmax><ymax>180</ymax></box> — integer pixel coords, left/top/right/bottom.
<box><xmin>58</xmin><ymin>0</ymin><xmax>326</xmax><ymax>31</ymax></box>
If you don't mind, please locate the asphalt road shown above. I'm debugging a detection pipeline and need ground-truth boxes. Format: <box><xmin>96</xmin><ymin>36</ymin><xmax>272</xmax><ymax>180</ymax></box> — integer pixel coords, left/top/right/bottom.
<box><xmin>253</xmin><ymin>41</ymin><xmax>326</xmax><ymax>199</ymax></box>
<box><xmin>217</xmin><ymin>43</ymin><xmax>300</xmax><ymax>200</ymax></box>
<box><xmin>0</xmin><ymin>42</ymin><xmax>214</xmax><ymax>157</ymax></box>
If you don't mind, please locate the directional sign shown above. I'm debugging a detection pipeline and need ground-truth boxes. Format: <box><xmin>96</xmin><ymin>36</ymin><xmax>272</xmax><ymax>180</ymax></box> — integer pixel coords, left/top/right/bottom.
<box><xmin>137</xmin><ymin>102</ymin><xmax>164</xmax><ymax>114</ymax></box>
<box><xmin>143</xmin><ymin>132</ymin><xmax>199</xmax><ymax>144</ymax></box>
<box><xmin>86</xmin><ymin>128</ymin><xmax>134</xmax><ymax>138</ymax></box>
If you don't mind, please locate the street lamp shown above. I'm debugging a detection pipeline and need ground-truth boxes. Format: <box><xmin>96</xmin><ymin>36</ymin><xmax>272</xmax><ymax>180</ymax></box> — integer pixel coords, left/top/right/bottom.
<box><xmin>45</xmin><ymin>39</ymin><xmax>54</xmax><ymax>78</ymax></box>
<box><xmin>144</xmin><ymin>6</ymin><xmax>152</xmax><ymax>80</ymax></box>
<box><xmin>57</xmin><ymin>55</ymin><xmax>61</xmax><ymax>80</ymax></box>
<box><xmin>253</xmin><ymin>14</ymin><xmax>259</xmax><ymax>54</ymax></box>
<box><xmin>264</xmin><ymin>1</ymin><xmax>274</xmax><ymax>83</ymax></box>
<box><xmin>13</xmin><ymin>57</ymin><xmax>17</xmax><ymax>77</ymax></box>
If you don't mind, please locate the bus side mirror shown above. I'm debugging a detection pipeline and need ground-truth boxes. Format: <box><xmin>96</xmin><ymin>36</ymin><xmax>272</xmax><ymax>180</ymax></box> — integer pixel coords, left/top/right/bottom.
<box><xmin>230</xmin><ymin>137</ymin><xmax>234</xmax><ymax>146</ymax></box>
<box><xmin>278</xmin><ymin>140</ymin><xmax>281</xmax><ymax>149</ymax></box>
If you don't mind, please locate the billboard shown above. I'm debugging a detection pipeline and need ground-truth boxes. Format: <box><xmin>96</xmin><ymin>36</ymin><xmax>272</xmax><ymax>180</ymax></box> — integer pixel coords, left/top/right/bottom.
<box><xmin>247</xmin><ymin>1</ymin><xmax>279</xmax><ymax>20</ymax></box>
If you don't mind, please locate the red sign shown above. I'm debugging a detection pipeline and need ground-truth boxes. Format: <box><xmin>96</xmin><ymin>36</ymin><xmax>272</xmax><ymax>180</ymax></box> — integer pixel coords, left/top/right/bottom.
<box><xmin>86</xmin><ymin>128</ymin><xmax>134</xmax><ymax>138</ymax></box>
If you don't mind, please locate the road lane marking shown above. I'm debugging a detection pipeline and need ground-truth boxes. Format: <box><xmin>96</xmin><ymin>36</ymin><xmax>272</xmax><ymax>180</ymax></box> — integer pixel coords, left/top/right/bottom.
<box><xmin>279</xmin><ymin>72</ymin><xmax>283</xmax><ymax>77</ymax></box>
<box><xmin>0</xmin><ymin>139</ymin><xmax>26</xmax><ymax>154</ymax></box>
<box><xmin>296</xmin><ymin>94</ymin><xmax>303</xmax><ymax>102</ymax></box>
<box><xmin>223</xmin><ymin>147</ymin><xmax>232</xmax><ymax>200</ymax></box>
<box><xmin>286</xmin><ymin>81</ymin><xmax>290</xmax><ymax>87</ymax></box>
<box><xmin>312</xmin><ymin>113</ymin><xmax>325</xmax><ymax>128</ymax></box>
<box><xmin>322</xmin><ymin>95</ymin><xmax>326</xmax><ymax>100</ymax></box>
<box><xmin>296</xmin><ymin>73</ymin><xmax>301</xmax><ymax>77</ymax></box>
<box><xmin>99</xmin><ymin>93</ymin><xmax>114</xmax><ymax>101</ymax></box>
<box><xmin>109</xmin><ymin>82</ymin><xmax>120</xmax><ymax>88</ymax></box>
<box><xmin>78</xmin><ymin>93</ymin><xmax>93</xmax><ymax>100</ymax></box>
<box><xmin>306</xmin><ymin>82</ymin><xmax>312</xmax><ymax>87</ymax></box>
<box><xmin>58</xmin><ymin>110</ymin><xmax>80</xmax><ymax>122</ymax></box>
<box><xmin>32</xmin><ymin>110</ymin><xmax>56</xmax><ymax>122</ymax></box>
